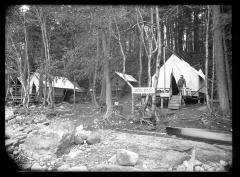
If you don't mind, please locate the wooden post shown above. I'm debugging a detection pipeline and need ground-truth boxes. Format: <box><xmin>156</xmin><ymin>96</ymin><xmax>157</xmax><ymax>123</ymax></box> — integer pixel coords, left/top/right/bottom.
<box><xmin>131</xmin><ymin>92</ymin><xmax>134</xmax><ymax>114</ymax></box>
<box><xmin>161</xmin><ymin>98</ymin><xmax>164</xmax><ymax>109</ymax></box>
<box><xmin>164</xmin><ymin>45</ymin><xmax>166</xmax><ymax>92</ymax></box>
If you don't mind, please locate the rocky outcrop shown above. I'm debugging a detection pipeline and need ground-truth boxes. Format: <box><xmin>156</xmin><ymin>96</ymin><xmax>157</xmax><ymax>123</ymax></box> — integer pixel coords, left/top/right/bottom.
<box><xmin>20</xmin><ymin>120</ymin><xmax>75</xmax><ymax>160</ymax></box>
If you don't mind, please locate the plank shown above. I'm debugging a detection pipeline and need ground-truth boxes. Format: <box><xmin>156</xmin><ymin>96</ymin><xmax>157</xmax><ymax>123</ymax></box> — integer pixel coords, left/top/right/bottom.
<box><xmin>166</xmin><ymin>127</ymin><xmax>232</xmax><ymax>145</ymax></box>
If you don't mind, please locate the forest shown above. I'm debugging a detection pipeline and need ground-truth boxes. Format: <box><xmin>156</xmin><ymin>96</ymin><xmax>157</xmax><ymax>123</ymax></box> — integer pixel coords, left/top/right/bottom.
<box><xmin>5</xmin><ymin>5</ymin><xmax>232</xmax><ymax>172</ymax></box>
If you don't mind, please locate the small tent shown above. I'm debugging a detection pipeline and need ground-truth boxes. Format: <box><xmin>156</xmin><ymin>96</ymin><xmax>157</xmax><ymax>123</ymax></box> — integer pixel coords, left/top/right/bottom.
<box><xmin>152</xmin><ymin>54</ymin><xmax>205</xmax><ymax>96</ymax></box>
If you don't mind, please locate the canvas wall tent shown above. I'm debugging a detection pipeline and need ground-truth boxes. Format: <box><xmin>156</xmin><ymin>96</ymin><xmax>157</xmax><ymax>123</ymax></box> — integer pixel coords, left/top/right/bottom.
<box><xmin>29</xmin><ymin>72</ymin><xmax>84</xmax><ymax>103</ymax></box>
<box><xmin>152</xmin><ymin>54</ymin><xmax>205</xmax><ymax>97</ymax></box>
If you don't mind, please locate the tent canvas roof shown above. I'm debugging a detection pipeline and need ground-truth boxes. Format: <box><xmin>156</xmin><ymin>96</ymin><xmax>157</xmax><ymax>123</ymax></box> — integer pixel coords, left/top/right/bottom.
<box><xmin>115</xmin><ymin>72</ymin><xmax>138</xmax><ymax>83</ymax></box>
<box><xmin>30</xmin><ymin>73</ymin><xmax>84</xmax><ymax>93</ymax></box>
<box><xmin>152</xmin><ymin>54</ymin><xmax>205</xmax><ymax>92</ymax></box>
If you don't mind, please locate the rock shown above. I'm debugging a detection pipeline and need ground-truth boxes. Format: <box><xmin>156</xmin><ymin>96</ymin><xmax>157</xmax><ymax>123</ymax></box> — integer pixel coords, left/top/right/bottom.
<box><xmin>57</xmin><ymin>164</ymin><xmax>71</xmax><ymax>171</ymax></box>
<box><xmin>21</xmin><ymin>120</ymin><xmax>75</xmax><ymax>160</ymax></box>
<box><xmin>75</xmin><ymin>125</ymin><xmax>84</xmax><ymax>132</ymax></box>
<box><xmin>5</xmin><ymin>107</ymin><xmax>14</xmax><ymax>120</ymax></box>
<box><xmin>5</xmin><ymin>139</ymin><xmax>17</xmax><ymax>147</ymax></box>
<box><xmin>176</xmin><ymin>165</ymin><xmax>186</xmax><ymax>171</ymax></box>
<box><xmin>13</xmin><ymin>150</ymin><xmax>19</xmax><ymax>156</ymax></box>
<box><xmin>21</xmin><ymin>163</ymin><xmax>33</xmax><ymax>170</ymax></box>
<box><xmin>161</xmin><ymin>150</ymin><xmax>190</xmax><ymax>167</ymax></box>
<box><xmin>31</xmin><ymin>163</ymin><xmax>47</xmax><ymax>171</ymax></box>
<box><xmin>215</xmin><ymin>167</ymin><xmax>224</xmax><ymax>172</ymax></box>
<box><xmin>194</xmin><ymin>166</ymin><xmax>205</xmax><ymax>171</ymax></box>
<box><xmin>90</xmin><ymin>164</ymin><xmax>140</xmax><ymax>171</ymax></box>
<box><xmin>116</xmin><ymin>149</ymin><xmax>139</xmax><ymax>166</ymax></box>
<box><xmin>220</xmin><ymin>160</ymin><xmax>227</xmax><ymax>167</ymax></box>
<box><xmin>207</xmin><ymin>167</ymin><xmax>216</xmax><ymax>172</ymax></box>
<box><xmin>86</xmin><ymin>132</ymin><xmax>101</xmax><ymax>145</ymax></box>
<box><xmin>67</xmin><ymin>150</ymin><xmax>83</xmax><ymax>159</ymax></box>
<box><xmin>74</xmin><ymin>134</ymin><xmax>87</xmax><ymax>145</ymax></box>
<box><xmin>108</xmin><ymin>154</ymin><xmax>117</xmax><ymax>164</ymax></box>
<box><xmin>70</xmin><ymin>165</ymin><xmax>88</xmax><ymax>171</ymax></box>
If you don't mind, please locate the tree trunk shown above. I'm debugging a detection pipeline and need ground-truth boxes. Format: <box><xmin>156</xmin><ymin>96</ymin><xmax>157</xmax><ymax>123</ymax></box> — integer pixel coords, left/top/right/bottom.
<box><xmin>212</xmin><ymin>5</ymin><xmax>230</xmax><ymax>115</ymax></box>
<box><xmin>38</xmin><ymin>65</ymin><xmax>43</xmax><ymax>102</ymax></box>
<box><xmin>138</xmin><ymin>34</ymin><xmax>142</xmax><ymax>87</ymax></box>
<box><xmin>211</xmin><ymin>38</ymin><xmax>215</xmax><ymax>109</ymax></box>
<box><xmin>73</xmin><ymin>75</ymin><xmax>76</xmax><ymax>108</ymax></box>
<box><xmin>205</xmin><ymin>5</ymin><xmax>211</xmax><ymax>112</ymax></box>
<box><xmin>23</xmin><ymin>13</ymin><xmax>30</xmax><ymax>109</ymax></box>
<box><xmin>194</xmin><ymin>10</ymin><xmax>199</xmax><ymax>53</ymax></box>
<box><xmin>92</xmin><ymin>31</ymin><xmax>100</xmax><ymax>108</ymax></box>
<box><xmin>152</xmin><ymin>6</ymin><xmax>161</xmax><ymax>123</ymax></box>
<box><xmin>102</xmin><ymin>29</ymin><xmax>112</xmax><ymax>121</ymax></box>
<box><xmin>222</xmin><ymin>33</ymin><xmax>232</xmax><ymax>109</ymax></box>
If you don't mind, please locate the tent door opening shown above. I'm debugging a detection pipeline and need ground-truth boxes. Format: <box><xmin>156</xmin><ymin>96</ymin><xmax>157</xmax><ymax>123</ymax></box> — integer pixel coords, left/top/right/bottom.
<box><xmin>170</xmin><ymin>74</ymin><xmax>179</xmax><ymax>95</ymax></box>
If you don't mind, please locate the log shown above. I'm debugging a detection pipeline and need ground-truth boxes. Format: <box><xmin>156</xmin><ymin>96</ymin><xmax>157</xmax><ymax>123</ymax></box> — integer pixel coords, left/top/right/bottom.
<box><xmin>166</xmin><ymin>127</ymin><xmax>232</xmax><ymax>145</ymax></box>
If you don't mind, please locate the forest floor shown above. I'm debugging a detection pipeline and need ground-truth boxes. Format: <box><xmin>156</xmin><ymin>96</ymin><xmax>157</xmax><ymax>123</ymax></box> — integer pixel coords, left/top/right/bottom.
<box><xmin>5</xmin><ymin>94</ymin><xmax>232</xmax><ymax>171</ymax></box>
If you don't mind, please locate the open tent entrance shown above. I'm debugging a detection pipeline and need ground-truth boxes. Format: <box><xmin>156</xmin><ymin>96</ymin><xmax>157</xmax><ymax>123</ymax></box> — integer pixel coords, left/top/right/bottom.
<box><xmin>170</xmin><ymin>73</ymin><xmax>179</xmax><ymax>95</ymax></box>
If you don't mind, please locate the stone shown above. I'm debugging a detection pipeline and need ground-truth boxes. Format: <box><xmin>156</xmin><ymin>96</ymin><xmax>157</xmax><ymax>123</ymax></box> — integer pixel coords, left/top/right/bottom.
<box><xmin>21</xmin><ymin>120</ymin><xmax>75</xmax><ymax>160</ymax></box>
<box><xmin>67</xmin><ymin>150</ymin><xmax>83</xmax><ymax>159</ymax></box>
<box><xmin>75</xmin><ymin>125</ymin><xmax>84</xmax><ymax>132</ymax></box>
<box><xmin>215</xmin><ymin>167</ymin><xmax>224</xmax><ymax>172</ymax></box>
<box><xmin>57</xmin><ymin>164</ymin><xmax>71</xmax><ymax>171</ymax></box>
<box><xmin>207</xmin><ymin>167</ymin><xmax>215</xmax><ymax>172</ymax></box>
<box><xmin>21</xmin><ymin>163</ymin><xmax>33</xmax><ymax>170</ymax></box>
<box><xmin>74</xmin><ymin>134</ymin><xmax>87</xmax><ymax>145</ymax></box>
<box><xmin>70</xmin><ymin>165</ymin><xmax>88</xmax><ymax>171</ymax></box>
<box><xmin>108</xmin><ymin>154</ymin><xmax>117</xmax><ymax>164</ymax></box>
<box><xmin>90</xmin><ymin>164</ymin><xmax>140</xmax><ymax>171</ymax></box>
<box><xmin>13</xmin><ymin>150</ymin><xmax>19</xmax><ymax>156</ymax></box>
<box><xmin>176</xmin><ymin>165</ymin><xmax>186</xmax><ymax>171</ymax></box>
<box><xmin>116</xmin><ymin>149</ymin><xmax>139</xmax><ymax>166</ymax></box>
<box><xmin>5</xmin><ymin>139</ymin><xmax>17</xmax><ymax>147</ymax></box>
<box><xmin>220</xmin><ymin>160</ymin><xmax>227</xmax><ymax>167</ymax></box>
<box><xmin>161</xmin><ymin>150</ymin><xmax>190</xmax><ymax>167</ymax></box>
<box><xmin>5</xmin><ymin>107</ymin><xmax>14</xmax><ymax>120</ymax></box>
<box><xmin>86</xmin><ymin>132</ymin><xmax>101</xmax><ymax>145</ymax></box>
<box><xmin>31</xmin><ymin>163</ymin><xmax>47</xmax><ymax>171</ymax></box>
<box><xmin>194</xmin><ymin>166</ymin><xmax>205</xmax><ymax>171</ymax></box>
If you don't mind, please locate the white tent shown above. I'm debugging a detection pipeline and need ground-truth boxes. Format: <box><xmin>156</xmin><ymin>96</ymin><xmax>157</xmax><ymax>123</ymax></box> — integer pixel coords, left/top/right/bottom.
<box><xmin>29</xmin><ymin>72</ymin><xmax>84</xmax><ymax>94</ymax></box>
<box><xmin>152</xmin><ymin>54</ymin><xmax>205</xmax><ymax>95</ymax></box>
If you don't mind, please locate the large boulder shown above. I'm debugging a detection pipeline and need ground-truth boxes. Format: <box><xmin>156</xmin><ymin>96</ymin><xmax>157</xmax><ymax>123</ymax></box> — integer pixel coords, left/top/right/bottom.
<box><xmin>86</xmin><ymin>131</ymin><xmax>101</xmax><ymax>145</ymax></box>
<box><xmin>161</xmin><ymin>150</ymin><xmax>190</xmax><ymax>167</ymax></box>
<box><xmin>116</xmin><ymin>149</ymin><xmax>139</xmax><ymax>166</ymax></box>
<box><xmin>74</xmin><ymin>127</ymin><xmax>91</xmax><ymax>145</ymax></box>
<box><xmin>20</xmin><ymin>120</ymin><xmax>75</xmax><ymax>160</ymax></box>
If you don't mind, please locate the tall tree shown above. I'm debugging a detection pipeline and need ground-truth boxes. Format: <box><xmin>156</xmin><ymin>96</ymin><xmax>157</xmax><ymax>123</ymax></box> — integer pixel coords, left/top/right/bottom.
<box><xmin>212</xmin><ymin>5</ymin><xmax>230</xmax><ymax>115</ymax></box>
<box><xmin>151</xmin><ymin>6</ymin><xmax>162</xmax><ymax>124</ymax></box>
<box><xmin>205</xmin><ymin>5</ymin><xmax>211</xmax><ymax>111</ymax></box>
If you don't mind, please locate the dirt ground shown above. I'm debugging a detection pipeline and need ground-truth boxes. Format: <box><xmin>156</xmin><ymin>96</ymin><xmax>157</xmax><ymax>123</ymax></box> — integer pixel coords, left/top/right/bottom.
<box><xmin>6</xmin><ymin>94</ymin><xmax>232</xmax><ymax>171</ymax></box>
